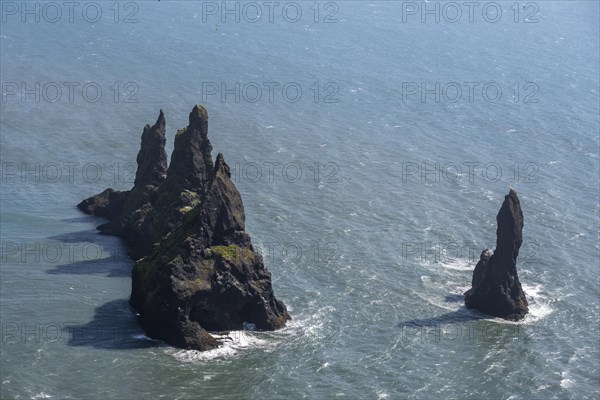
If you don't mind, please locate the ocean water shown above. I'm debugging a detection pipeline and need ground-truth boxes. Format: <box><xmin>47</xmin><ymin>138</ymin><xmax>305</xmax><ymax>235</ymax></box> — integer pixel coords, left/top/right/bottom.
<box><xmin>1</xmin><ymin>1</ymin><xmax>599</xmax><ymax>399</ymax></box>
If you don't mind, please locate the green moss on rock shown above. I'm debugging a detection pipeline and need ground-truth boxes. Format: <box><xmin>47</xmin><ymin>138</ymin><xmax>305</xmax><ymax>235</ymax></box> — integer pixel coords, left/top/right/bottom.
<box><xmin>211</xmin><ymin>245</ymin><xmax>240</xmax><ymax>262</ymax></box>
<box><xmin>176</xmin><ymin>127</ymin><xmax>187</xmax><ymax>136</ymax></box>
<box><xmin>194</xmin><ymin>104</ymin><xmax>208</xmax><ymax>121</ymax></box>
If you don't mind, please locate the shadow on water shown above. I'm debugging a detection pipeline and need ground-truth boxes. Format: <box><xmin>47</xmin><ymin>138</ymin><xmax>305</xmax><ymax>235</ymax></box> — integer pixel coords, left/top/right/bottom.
<box><xmin>46</xmin><ymin>230</ymin><xmax>112</xmax><ymax>244</ymax></box>
<box><xmin>47</xmin><ymin>257</ymin><xmax>131</xmax><ymax>277</ymax></box>
<box><xmin>67</xmin><ymin>299</ymin><xmax>160</xmax><ymax>350</ymax></box>
<box><xmin>398</xmin><ymin>294</ymin><xmax>487</xmax><ymax>328</ymax></box>
<box><xmin>399</xmin><ymin>309</ymin><xmax>486</xmax><ymax>328</ymax></box>
<box><xmin>59</xmin><ymin>215</ymin><xmax>106</xmax><ymax>224</ymax></box>
<box><xmin>44</xmin><ymin>230</ymin><xmax>133</xmax><ymax>277</ymax></box>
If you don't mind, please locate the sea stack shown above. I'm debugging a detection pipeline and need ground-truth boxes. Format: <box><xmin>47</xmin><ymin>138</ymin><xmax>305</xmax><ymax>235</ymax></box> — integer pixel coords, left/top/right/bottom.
<box><xmin>464</xmin><ymin>189</ymin><xmax>529</xmax><ymax>321</ymax></box>
<box><xmin>78</xmin><ymin>105</ymin><xmax>290</xmax><ymax>350</ymax></box>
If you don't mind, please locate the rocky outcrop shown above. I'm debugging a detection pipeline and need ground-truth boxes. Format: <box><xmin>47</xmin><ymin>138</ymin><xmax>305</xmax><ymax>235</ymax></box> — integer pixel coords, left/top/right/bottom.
<box><xmin>120</xmin><ymin>106</ymin><xmax>214</xmax><ymax>259</ymax></box>
<box><xmin>78</xmin><ymin>105</ymin><xmax>290</xmax><ymax>350</ymax></box>
<box><xmin>80</xmin><ymin>106</ymin><xmax>215</xmax><ymax>259</ymax></box>
<box><xmin>84</xmin><ymin>109</ymin><xmax>169</xmax><ymax>258</ymax></box>
<box><xmin>464</xmin><ymin>189</ymin><xmax>529</xmax><ymax>321</ymax></box>
<box><xmin>77</xmin><ymin>188</ymin><xmax>129</xmax><ymax>220</ymax></box>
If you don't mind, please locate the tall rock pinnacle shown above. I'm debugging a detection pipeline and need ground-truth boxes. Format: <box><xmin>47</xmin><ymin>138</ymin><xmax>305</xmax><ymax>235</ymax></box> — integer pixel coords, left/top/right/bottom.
<box><xmin>166</xmin><ymin>105</ymin><xmax>213</xmax><ymax>191</ymax></box>
<box><xmin>464</xmin><ymin>189</ymin><xmax>529</xmax><ymax>320</ymax></box>
<box><xmin>134</xmin><ymin>110</ymin><xmax>168</xmax><ymax>187</ymax></box>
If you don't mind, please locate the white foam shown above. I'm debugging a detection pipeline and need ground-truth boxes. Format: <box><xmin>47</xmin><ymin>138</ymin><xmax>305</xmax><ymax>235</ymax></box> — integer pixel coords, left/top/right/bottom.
<box><xmin>277</xmin><ymin>307</ymin><xmax>339</xmax><ymax>345</ymax></box>
<box><xmin>32</xmin><ymin>393</ymin><xmax>53</xmax><ymax>399</ymax></box>
<box><xmin>441</xmin><ymin>258</ymin><xmax>474</xmax><ymax>272</ymax></box>
<box><xmin>166</xmin><ymin>307</ymin><xmax>337</xmax><ymax>363</ymax></box>
<box><xmin>522</xmin><ymin>283</ymin><xmax>553</xmax><ymax>322</ymax></box>
<box><xmin>165</xmin><ymin>331</ymin><xmax>268</xmax><ymax>362</ymax></box>
<box><xmin>317</xmin><ymin>362</ymin><xmax>330</xmax><ymax>372</ymax></box>
<box><xmin>560</xmin><ymin>371</ymin><xmax>575</xmax><ymax>389</ymax></box>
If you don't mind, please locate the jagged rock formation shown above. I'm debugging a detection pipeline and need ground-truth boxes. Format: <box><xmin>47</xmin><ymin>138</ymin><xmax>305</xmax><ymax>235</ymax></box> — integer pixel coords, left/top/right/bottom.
<box><xmin>78</xmin><ymin>105</ymin><xmax>290</xmax><ymax>350</ymax></box>
<box><xmin>464</xmin><ymin>189</ymin><xmax>529</xmax><ymax>321</ymax></box>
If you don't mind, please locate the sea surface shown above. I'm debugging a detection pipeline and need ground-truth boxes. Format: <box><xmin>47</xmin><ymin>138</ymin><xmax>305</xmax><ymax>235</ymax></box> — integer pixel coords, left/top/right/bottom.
<box><xmin>1</xmin><ymin>1</ymin><xmax>599</xmax><ymax>399</ymax></box>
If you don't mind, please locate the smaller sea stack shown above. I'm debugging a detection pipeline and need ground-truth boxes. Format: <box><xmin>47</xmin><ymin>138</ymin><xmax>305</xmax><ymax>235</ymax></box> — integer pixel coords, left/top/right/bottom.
<box><xmin>464</xmin><ymin>189</ymin><xmax>529</xmax><ymax>321</ymax></box>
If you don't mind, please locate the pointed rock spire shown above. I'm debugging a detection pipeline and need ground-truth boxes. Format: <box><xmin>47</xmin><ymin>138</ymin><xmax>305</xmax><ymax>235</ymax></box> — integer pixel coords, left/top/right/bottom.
<box><xmin>464</xmin><ymin>189</ymin><xmax>529</xmax><ymax>320</ymax></box>
<box><xmin>197</xmin><ymin>153</ymin><xmax>247</xmax><ymax>247</ymax></box>
<box><xmin>166</xmin><ymin>104</ymin><xmax>213</xmax><ymax>191</ymax></box>
<box><xmin>134</xmin><ymin>110</ymin><xmax>167</xmax><ymax>187</ymax></box>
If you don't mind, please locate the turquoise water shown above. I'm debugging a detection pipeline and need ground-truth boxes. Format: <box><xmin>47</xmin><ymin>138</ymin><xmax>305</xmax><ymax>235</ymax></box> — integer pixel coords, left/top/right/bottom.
<box><xmin>1</xmin><ymin>1</ymin><xmax>599</xmax><ymax>399</ymax></box>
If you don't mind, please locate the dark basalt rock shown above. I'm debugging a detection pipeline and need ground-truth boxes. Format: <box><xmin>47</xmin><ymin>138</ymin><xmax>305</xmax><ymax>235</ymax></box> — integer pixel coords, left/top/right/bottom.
<box><xmin>78</xmin><ymin>105</ymin><xmax>290</xmax><ymax>350</ymax></box>
<box><xmin>464</xmin><ymin>189</ymin><xmax>529</xmax><ymax>321</ymax></box>
<box><xmin>79</xmin><ymin>107</ymin><xmax>213</xmax><ymax>259</ymax></box>
<box><xmin>78</xmin><ymin>109</ymin><xmax>169</xmax><ymax>252</ymax></box>
<box><xmin>77</xmin><ymin>188</ymin><xmax>129</xmax><ymax>220</ymax></box>
<box><xmin>133</xmin><ymin>109</ymin><xmax>168</xmax><ymax>188</ymax></box>
<box><xmin>124</xmin><ymin>106</ymin><xmax>215</xmax><ymax>259</ymax></box>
